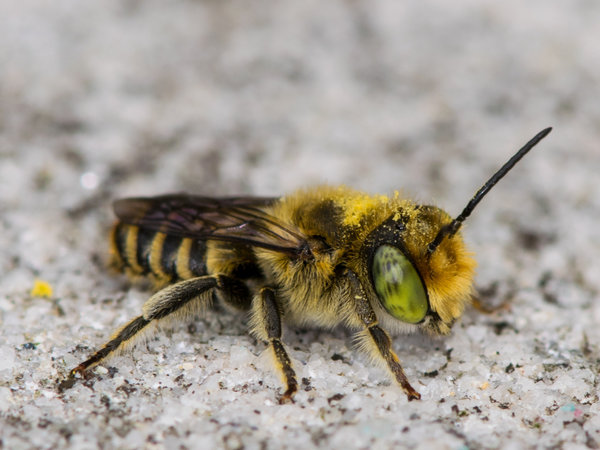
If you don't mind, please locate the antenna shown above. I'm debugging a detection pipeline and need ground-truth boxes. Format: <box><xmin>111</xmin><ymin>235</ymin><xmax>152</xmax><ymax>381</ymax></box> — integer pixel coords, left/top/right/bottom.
<box><xmin>427</xmin><ymin>127</ymin><xmax>552</xmax><ymax>255</ymax></box>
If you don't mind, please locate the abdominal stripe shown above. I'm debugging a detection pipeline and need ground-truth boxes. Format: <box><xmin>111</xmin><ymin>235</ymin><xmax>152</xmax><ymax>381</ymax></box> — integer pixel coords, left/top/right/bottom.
<box><xmin>112</xmin><ymin>223</ymin><xmax>208</xmax><ymax>280</ymax></box>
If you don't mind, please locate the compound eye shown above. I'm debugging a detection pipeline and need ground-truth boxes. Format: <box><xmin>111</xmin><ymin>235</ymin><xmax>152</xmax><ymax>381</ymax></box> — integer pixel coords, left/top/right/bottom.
<box><xmin>372</xmin><ymin>245</ymin><xmax>428</xmax><ymax>323</ymax></box>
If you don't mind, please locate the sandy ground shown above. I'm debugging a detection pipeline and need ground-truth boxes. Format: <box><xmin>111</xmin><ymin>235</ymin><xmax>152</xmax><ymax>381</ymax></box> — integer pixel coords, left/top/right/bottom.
<box><xmin>1</xmin><ymin>1</ymin><xmax>600</xmax><ymax>448</ymax></box>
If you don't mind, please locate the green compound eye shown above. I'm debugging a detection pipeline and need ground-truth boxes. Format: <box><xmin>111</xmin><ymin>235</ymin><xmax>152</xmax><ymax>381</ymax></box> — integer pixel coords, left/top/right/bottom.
<box><xmin>372</xmin><ymin>245</ymin><xmax>428</xmax><ymax>323</ymax></box>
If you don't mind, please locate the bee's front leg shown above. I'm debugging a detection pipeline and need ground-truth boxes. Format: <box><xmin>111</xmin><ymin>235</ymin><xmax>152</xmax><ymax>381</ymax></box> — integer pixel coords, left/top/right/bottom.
<box><xmin>346</xmin><ymin>270</ymin><xmax>421</xmax><ymax>401</ymax></box>
<box><xmin>250</xmin><ymin>287</ymin><xmax>297</xmax><ymax>404</ymax></box>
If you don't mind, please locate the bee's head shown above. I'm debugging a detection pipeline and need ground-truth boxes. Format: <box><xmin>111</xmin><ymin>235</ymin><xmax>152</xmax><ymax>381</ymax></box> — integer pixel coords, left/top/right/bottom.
<box><xmin>367</xmin><ymin>206</ymin><xmax>475</xmax><ymax>335</ymax></box>
<box><xmin>368</xmin><ymin>127</ymin><xmax>552</xmax><ymax>335</ymax></box>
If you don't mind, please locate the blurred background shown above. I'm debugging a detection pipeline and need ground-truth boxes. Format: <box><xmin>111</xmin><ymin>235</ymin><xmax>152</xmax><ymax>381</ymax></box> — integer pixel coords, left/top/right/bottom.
<box><xmin>1</xmin><ymin>1</ymin><xmax>599</xmax><ymax>448</ymax></box>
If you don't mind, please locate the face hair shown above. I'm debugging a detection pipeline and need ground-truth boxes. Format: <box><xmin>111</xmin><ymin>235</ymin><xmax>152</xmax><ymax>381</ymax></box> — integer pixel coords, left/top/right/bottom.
<box><xmin>427</xmin><ymin>127</ymin><xmax>552</xmax><ymax>255</ymax></box>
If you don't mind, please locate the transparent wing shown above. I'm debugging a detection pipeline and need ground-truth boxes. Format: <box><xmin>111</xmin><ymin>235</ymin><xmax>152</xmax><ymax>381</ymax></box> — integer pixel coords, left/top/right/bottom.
<box><xmin>113</xmin><ymin>194</ymin><xmax>310</xmax><ymax>257</ymax></box>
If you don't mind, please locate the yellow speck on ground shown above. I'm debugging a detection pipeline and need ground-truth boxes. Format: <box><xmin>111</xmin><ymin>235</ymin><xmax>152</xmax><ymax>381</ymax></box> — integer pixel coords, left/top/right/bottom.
<box><xmin>30</xmin><ymin>279</ymin><xmax>53</xmax><ymax>298</ymax></box>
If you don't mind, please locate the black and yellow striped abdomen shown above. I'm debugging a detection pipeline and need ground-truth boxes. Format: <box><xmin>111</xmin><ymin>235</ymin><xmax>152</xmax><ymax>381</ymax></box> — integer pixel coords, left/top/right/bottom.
<box><xmin>110</xmin><ymin>222</ymin><xmax>208</xmax><ymax>284</ymax></box>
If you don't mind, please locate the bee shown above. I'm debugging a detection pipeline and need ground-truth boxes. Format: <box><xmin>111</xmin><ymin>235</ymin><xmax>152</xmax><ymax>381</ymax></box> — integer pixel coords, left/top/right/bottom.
<box><xmin>69</xmin><ymin>128</ymin><xmax>551</xmax><ymax>402</ymax></box>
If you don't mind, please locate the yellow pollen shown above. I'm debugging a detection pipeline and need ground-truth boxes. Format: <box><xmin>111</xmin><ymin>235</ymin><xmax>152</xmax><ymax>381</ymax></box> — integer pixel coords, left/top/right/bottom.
<box><xmin>30</xmin><ymin>279</ymin><xmax>53</xmax><ymax>298</ymax></box>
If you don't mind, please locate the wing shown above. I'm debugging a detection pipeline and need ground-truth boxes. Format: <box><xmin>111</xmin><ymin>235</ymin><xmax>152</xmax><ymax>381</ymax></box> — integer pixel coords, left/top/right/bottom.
<box><xmin>113</xmin><ymin>194</ymin><xmax>312</xmax><ymax>258</ymax></box>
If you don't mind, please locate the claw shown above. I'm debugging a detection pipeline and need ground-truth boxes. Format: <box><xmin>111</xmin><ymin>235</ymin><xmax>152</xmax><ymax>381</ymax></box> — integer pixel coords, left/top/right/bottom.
<box><xmin>278</xmin><ymin>388</ymin><xmax>296</xmax><ymax>405</ymax></box>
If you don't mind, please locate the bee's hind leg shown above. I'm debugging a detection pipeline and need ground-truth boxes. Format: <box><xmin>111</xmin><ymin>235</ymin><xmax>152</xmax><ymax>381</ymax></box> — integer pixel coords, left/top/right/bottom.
<box><xmin>251</xmin><ymin>287</ymin><xmax>298</xmax><ymax>404</ymax></box>
<box><xmin>69</xmin><ymin>274</ymin><xmax>248</xmax><ymax>378</ymax></box>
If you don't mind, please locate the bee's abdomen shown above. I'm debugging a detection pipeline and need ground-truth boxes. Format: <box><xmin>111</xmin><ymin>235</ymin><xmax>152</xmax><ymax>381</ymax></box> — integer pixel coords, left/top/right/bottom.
<box><xmin>110</xmin><ymin>223</ymin><xmax>208</xmax><ymax>281</ymax></box>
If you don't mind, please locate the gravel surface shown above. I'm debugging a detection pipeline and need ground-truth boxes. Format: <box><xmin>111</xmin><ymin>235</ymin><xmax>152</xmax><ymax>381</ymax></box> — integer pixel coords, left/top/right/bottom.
<box><xmin>1</xmin><ymin>1</ymin><xmax>599</xmax><ymax>449</ymax></box>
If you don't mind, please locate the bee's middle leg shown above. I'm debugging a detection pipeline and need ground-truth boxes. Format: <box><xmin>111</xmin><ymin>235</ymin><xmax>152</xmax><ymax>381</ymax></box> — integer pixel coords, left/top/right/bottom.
<box><xmin>251</xmin><ymin>287</ymin><xmax>297</xmax><ymax>403</ymax></box>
